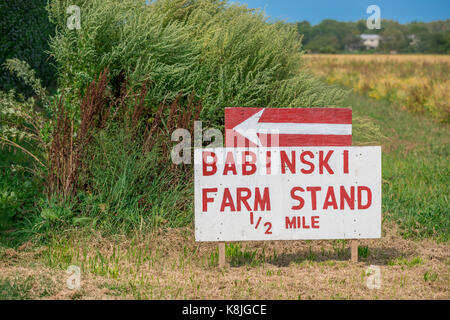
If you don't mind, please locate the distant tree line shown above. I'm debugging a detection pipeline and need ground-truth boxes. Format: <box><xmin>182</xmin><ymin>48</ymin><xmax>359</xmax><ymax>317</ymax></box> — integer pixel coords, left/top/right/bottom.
<box><xmin>295</xmin><ymin>19</ymin><xmax>450</xmax><ymax>54</ymax></box>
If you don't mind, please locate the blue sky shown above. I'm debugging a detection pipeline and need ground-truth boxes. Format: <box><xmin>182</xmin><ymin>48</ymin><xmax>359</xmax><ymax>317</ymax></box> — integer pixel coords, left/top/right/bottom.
<box><xmin>238</xmin><ymin>0</ymin><xmax>450</xmax><ymax>24</ymax></box>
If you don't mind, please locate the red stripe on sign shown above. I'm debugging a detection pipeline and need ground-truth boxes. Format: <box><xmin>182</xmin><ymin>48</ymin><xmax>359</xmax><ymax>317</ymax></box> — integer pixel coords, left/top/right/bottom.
<box><xmin>258</xmin><ymin>134</ymin><xmax>352</xmax><ymax>147</ymax></box>
<box><xmin>258</xmin><ymin>108</ymin><xmax>352</xmax><ymax>124</ymax></box>
<box><xmin>225</xmin><ymin>130</ymin><xmax>258</xmax><ymax>148</ymax></box>
<box><xmin>225</xmin><ymin>131</ymin><xmax>352</xmax><ymax>147</ymax></box>
<box><xmin>224</xmin><ymin>107</ymin><xmax>352</xmax><ymax>147</ymax></box>
<box><xmin>225</xmin><ymin>108</ymin><xmax>263</xmax><ymax>130</ymax></box>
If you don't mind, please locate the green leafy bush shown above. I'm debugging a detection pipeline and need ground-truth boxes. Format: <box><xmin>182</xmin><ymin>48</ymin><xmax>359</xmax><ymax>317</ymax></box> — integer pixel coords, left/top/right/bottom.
<box><xmin>74</xmin><ymin>125</ymin><xmax>194</xmax><ymax>234</ymax></box>
<box><xmin>47</xmin><ymin>0</ymin><xmax>346</xmax><ymax>126</ymax></box>
<box><xmin>0</xmin><ymin>59</ymin><xmax>54</xmax><ymax>234</ymax></box>
<box><xmin>0</xmin><ymin>59</ymin><xmax>52</xmax><ymax>172</ymax></box>
<box><xmin>0</xmin><ymin>146</ymin><xmax>41</xmax><ymax>233</ymax></box>
<box><xmin>0</xmin><ymin>0</ymin><xmax>55</xmax><ymax>95</ymax></box>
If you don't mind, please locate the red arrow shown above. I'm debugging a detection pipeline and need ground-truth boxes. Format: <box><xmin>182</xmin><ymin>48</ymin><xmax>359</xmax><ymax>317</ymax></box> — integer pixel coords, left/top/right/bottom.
<box><xmin>225</xmin><ymin>107</ymin><xmax>352</xmax><ymax>147</ymax></box>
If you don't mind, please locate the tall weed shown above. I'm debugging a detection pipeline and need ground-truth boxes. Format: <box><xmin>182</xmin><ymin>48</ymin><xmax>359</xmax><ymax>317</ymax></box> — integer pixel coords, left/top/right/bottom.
<box><xmin>47</xmin><ymin>0</ymin><xmax>346</xmax><ymax>127</ymax></box>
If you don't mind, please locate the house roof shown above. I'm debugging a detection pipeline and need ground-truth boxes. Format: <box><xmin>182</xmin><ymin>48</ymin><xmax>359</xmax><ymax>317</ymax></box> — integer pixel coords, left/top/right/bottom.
<box><xmin>360</xmin><ymin>34</ymin><xmax>381</xmax><ymax>40</ymax></box>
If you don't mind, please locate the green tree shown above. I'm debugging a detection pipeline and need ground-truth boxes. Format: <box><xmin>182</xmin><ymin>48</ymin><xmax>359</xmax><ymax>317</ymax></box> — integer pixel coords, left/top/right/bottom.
<box><xmin>295</xmin><ymin>18</ymin><xmax>449</xmax><ymax>54</ymax></box>
<box><xmin>299</xmin><ymin>19</ymin><xmax>361</xmax><ymax>53</ymax></box>
<box><xmin>380</xmin><ymin>21</ymin><xmax>408</xmax><ymax>52</ymax></box>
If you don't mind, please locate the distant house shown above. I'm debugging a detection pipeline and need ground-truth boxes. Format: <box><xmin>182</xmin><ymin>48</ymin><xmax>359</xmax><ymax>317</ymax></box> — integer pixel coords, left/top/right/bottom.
<box><xmin>360</xmin><ymin>34</ymin><xmax>381</xmax><ymax>50</ymax></box>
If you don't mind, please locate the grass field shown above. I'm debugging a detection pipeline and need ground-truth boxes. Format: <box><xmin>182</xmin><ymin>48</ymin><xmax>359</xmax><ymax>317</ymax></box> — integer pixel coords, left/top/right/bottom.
<box><xmin>351</xmin><ymin>94</ymin><xmax>449</xmax><ymax>243</ymax></box>
<box><xmin>0</xmin><ymin>0</ymin><xmax>449</xmax><ymax>302</ymax></box>
<box><xmin>1</xmin><ymin>85</ymin><xmax>449</xmax><ymax>299</ymax></box>
<box><xmin>305</xmin><ymin>54</ymin><xmax>450</xmax><ymax>123</ymax></box>
<box><xmin>1</xmin><ymin>49</ymin><xmax>449</xmax><ymax>299</ymax></box>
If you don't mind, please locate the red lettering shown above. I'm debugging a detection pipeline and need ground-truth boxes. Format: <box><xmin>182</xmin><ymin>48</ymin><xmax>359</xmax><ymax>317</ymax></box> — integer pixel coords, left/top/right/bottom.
<box><xmin>254</xmin><ymin>187</ymin><xmax>271</xmax><ymax>211</ymax></box>
<box><xmin>311</xmin><ymin>216</ymin><xmax>320</xmax><ymax>229</ymax></box>
<box><xmin>290</xmin><ymin>187</ymin><xmax>305</xmax><ymax>210</ymax></box>
<box><xmin>264</xmin><ymin>222</ymin><xmax>272</xmax><ymax>234</ymax></box>
<box><xmin>302</xmin><ymin>216</ymin><xmax>310</xmax><ymax>229</ymax></box>
<box><xmin>343</xmin><ymin>150</ymin><xmax>349</xmax><ymax>174</ymax></box>
<box><xmin>300</xmin><ymin>151</ymin><xmax>314</xmax><ymax>174</ymax></box>
<box><xmin>319</xmin><ymin>150</ymin><xmax>334</xmax><ymax>174</ymax></box>
<box><xmin>281</xmin><ymin>151</ymin><xmax>295</xmax><ymax>174</ymax></box>
<box><xmin>340</xmin><ymin>186</ymin><xmax>355</xmax><ymax>210</ymax></box>
<box><xmin>236</xmin><ymin>188</ymin><xmax>252</xmax><ymax>211</ymax></box>
<box><xmin>266</xmin><ymin>151</ymin><xmax>271</xmax><ymax>175</ymax></box>
<box><xmin>202</xmin><ymin>188</ymin><xmax>217</xmax><ymax>212</ymax></box>
<box><xmin>358</xmin><ymin>186</ymin><xmax>372</xmax><ymax>209</ymax></box>
<box><xmin>202</xmin><ymin>152</ymin><xmax>217</xmax><ymax>176</ymax></box>
<box><xmin>286</xmin><ymin>216</ymin><xmax>320</xmax><ymax>229</ymax></box>
<box><xmin>285</xmin><ymin>216</ymin><xmax>296</xmax><ymax>229</ymax></box>
<box><xmin>223</xmin><ymin>152</ymin><xmax>237</xmax><ymax>175</ymax></box>
<box><xmin>323</xmin><ymin>186</ymin><xmax>338</xmax><ymax>210</ymax></box>
<box><xmin>242</xmin><ymin>151</ymin><xmax>257</xmax><ymax>175</ymax></box>
<box><xmin>307</xmin><ymin>187</ymin><xmax>321</xmax><ymax>210</ymax></box>
<box><xmin>220</xmin><ymin>188</ymin><xmax>236</xmax><ymax>212</ymax></box>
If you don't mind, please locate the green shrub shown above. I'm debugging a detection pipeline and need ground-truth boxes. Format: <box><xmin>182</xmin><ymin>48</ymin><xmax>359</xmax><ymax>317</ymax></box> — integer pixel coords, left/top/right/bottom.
<box><xmin>47</xmin><ymin>0</ymin><xmax>346</xmax><ymax>126</ymax></box>
<box><xmin>0</xmin><ymin>61</ymin><xmax>196</xmax><ymax>237</ymax></box>
<box><xmin>0</xmin><ymin>164</ymin><xmax>40</xmax><ymax>232</ymax></box>
<box><xmin>23</xmin><ymin>124</ymin><xmax>194</xmax><ymax>237</ymax></box>
<box><xmin>74</xmin><ymin>125</ymin><xmax>194</xmax><ymax>234</ymax></box>
<box><xmin>47</xmin><ymin>0</ymin><xmax>200</xmax><ymax>115</ymax></box>
<box><xmin>0</xmin><ymin>0</ymin><xmax>55</xmax><ymax>96</ymax></box>
<box><xmin>0</xmin><ymin>59</ymin><xmax>54</xmax><ymax>174</ymax></box>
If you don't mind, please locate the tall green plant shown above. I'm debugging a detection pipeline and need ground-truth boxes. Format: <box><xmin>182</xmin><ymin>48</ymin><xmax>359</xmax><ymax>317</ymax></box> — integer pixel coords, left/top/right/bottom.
<box><xmin>47</xmin><ymin>0</ymin><xmax>200</xmax><ymax>114</ymax></box>
<box><xmin>0</xmin><ymin>59</ymin><xmax>52</xmax><ymax>172</ymax></box>
<box><xmin>47</xmin><ymin>0</ymin><xmax>346</xmax><ymax>127</ymax></box>
<box><xmin>74</xmin><ymin>125</ymin><xmax>193</xmax><ymax>234</ymax></box>
<box><xmin>0</xmin><ymin>59</ymin><xmax>53</xmax><ymax>233</ymax></box>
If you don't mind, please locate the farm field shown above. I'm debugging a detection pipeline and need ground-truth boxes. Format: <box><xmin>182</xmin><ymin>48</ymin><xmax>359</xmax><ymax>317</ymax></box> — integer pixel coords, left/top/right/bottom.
<box><xmin>305</xmin><ymin>54</ymin><xmax>450</xmax><ymax>123</ymax></box>
<box><xmin>306</xmin><ymin>54</ymin><xmax>449</xmax><ymax>244</ymax></box>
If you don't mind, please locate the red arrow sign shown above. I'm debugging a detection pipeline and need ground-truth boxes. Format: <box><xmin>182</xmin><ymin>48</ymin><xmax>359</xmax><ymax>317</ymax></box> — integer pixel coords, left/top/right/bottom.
<box><xmin>225</xmin><ymin>107</ymin><xmax>352</xmax><ymax>147</ymax></box>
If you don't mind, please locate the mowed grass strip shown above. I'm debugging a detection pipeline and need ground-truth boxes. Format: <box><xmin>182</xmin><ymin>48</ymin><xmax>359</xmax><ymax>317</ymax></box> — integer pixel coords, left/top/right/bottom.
<box><xmin>0</xmin><ymin>226</ymin><xmax>448</xmax><ymax>300</ymax></box>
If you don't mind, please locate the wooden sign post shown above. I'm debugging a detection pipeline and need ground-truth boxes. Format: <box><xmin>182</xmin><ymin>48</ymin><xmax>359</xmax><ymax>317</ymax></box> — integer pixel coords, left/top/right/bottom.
<box><xmin>197</xmin><ymin>108</ymin><xmax>380</xmax><ymax>267</ymax></box>
<box><xmin>218</xmin><ymin>242</ymin><xmax>226</xmax><ymax>268</ymax></box>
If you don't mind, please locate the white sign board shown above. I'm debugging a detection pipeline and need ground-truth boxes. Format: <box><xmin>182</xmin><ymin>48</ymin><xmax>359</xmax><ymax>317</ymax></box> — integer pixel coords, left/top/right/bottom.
<box><xmin>195</xmin><ymin>147</ymin><xmax>381</xmax><ymax>242</ymax></box>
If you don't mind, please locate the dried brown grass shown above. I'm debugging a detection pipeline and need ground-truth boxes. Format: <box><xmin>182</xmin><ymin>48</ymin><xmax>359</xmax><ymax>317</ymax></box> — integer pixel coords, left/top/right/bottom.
<box><xmin>1</xmin><ymin>224</ymin><xmax>448</xmax><ymax>300</ymax></box>
<box><xmin>47</xmin><ymin>69</ymin><xmax>110</xmax><ymax>199</ymax></box>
